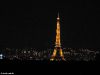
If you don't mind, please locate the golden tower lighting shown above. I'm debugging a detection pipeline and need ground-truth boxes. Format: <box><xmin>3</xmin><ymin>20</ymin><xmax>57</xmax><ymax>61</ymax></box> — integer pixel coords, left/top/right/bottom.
<box><xmin>50</xmin><ymin>13</ymin><xmax>65</xmax><ymax>61</ymax></box>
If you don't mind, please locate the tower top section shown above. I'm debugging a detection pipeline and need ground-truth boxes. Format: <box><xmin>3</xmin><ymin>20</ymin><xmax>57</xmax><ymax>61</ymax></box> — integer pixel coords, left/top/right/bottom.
<box><xmin>57</xmin><ymin>12</ymin><xmax>60</xmax><ymax>20</ymax></box>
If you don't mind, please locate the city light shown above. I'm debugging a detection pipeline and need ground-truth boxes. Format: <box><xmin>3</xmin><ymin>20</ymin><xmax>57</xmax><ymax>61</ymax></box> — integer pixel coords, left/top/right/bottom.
<box><xmin>0</xmin><ymin>54</ymin><xmax>3</xmax><ymax>59</ymax></box>
<box><xmin>0</xmin><ymin>47</ymin><xmax>99</xmax><ymax>61</ymax></box>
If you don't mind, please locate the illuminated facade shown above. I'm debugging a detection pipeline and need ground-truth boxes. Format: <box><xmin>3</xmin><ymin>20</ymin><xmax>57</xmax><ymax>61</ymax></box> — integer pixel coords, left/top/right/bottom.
<box><xmin>50</xmin><ymin>13</ymin><xmax>65</xmax><ymax>61</ymax></box>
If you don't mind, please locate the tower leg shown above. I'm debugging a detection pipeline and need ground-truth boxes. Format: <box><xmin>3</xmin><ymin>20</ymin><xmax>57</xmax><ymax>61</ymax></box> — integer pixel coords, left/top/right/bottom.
<box><xmin>50</xmin><ymin>48</ymin><xmax>65</xmax><ymax>61</ymax></box>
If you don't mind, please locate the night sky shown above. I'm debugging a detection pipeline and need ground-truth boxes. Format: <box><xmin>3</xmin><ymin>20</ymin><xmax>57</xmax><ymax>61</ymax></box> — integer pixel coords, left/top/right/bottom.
<box><xmin>0</xmin><ymin>0</ymin><xmax>100</xmax><ymax>49</ymax></box>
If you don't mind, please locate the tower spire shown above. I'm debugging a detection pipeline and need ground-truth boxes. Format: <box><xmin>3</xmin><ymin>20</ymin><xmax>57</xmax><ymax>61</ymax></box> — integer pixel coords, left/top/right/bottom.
<box><xmin>57</xmin><ymin>12</ymin><xmax>60</xmax><ymax>20</ymax></box>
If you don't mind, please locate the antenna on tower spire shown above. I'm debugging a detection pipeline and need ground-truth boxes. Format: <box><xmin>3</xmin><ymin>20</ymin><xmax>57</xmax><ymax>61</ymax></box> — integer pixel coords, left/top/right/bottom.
<box><xmin>57</xmin><ymin>12</ymin><xmax>60</xmax><ymax>20</ymax></box>
<box><xmin>58</xmin><ymin>12</ymin><xmax>59</xmax><ymax>18</ymax></box>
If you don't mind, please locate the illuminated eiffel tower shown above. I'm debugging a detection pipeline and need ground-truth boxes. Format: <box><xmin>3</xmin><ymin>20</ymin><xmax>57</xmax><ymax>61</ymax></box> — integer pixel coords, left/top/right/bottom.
<box><xmin>50</xmin><ymin>13</ymin><xmax>65</xmax><ymax>61</ymax></box>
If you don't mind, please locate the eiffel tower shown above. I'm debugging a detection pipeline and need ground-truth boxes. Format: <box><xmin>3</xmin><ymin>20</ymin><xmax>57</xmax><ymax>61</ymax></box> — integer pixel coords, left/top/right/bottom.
<box><xmin>50</xmin><ymin>13</ymin><xmax>65</xmax><ymax>61</ymax></box>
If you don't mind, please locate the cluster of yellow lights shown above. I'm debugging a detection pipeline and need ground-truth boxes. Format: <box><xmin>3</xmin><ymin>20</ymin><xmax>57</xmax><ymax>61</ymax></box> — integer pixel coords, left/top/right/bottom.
<box><xmin>50</xmin><ymin>58</ymin><xmax>54</xmax><ymax>61</ymax></box>
<box><xmin>52</xmin><ymin>49</ymin><xmax>57</xmax><ymax>56</ymax></box>
<box><xmin>50</xmin><ymin>13</ymin><xmax>65</xmax><ymax>61</ymax></box>
<box><xmin>50</xmin><ymin>49</ymin><xmax>57</xmax><ymax>61</ymax></box>
<box><xmin>60</xmin><ymin>49</ymin><xmax>63</xmax><ymax>56</ymax></box>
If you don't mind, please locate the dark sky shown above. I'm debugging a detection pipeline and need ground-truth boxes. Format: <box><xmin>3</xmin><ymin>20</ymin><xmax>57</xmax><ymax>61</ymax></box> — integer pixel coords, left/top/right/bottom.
<box><xmin>0</xmin><ymin>0</ymin><xmax>100</xmax><ymax>48</ymax></box>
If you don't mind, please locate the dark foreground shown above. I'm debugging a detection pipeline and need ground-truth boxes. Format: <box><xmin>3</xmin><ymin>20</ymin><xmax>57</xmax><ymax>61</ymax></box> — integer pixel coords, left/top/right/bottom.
<box><xmin>0</xmin><ymin>60</ymin><xmax>100</xmax><ymax>75</ymax></box>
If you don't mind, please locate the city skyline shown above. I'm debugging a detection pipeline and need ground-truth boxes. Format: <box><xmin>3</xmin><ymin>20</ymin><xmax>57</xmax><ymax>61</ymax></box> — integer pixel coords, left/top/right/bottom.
<box><xmin>0</xmin><ymin>1</ymin><xmax>100</xmax><ymax>75</ymax></box>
